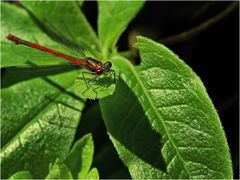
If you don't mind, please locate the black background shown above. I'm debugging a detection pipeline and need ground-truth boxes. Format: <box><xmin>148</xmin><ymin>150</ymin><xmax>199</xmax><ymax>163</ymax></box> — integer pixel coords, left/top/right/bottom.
<box><xmin>80</xmin><ymin>1</ymin><xmax>239</xmax><ymax>178</ymax></box>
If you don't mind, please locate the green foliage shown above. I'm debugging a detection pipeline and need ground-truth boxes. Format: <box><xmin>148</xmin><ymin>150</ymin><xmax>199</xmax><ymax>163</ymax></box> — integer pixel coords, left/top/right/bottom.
<box><xmin>8</xmin><ymin>171</ymin><xmax>32</xmax><ymax>179</ymax></box>
<box><xmin>1</xmin><ymin>0</ymin><xmax>233</xmax><ymax>179</ymax></box>
<box><xmin>45</xmin><ymin>159</ymin><xmax>73</xmax><ymax>179</ymax></box>
<box><xmin>1</xmin><ymin>3</ymin><xmax>67</xmax><ymax>67</ymax></box>
<box><xmin>98</xmin><ymin>1</ymin><xmax>144</xmax><ymax>58</ymax></box>
<box><xmin>45</xmin><ymin>134</ymin><xmax>98</xmax><ymax>179</ymax></box>
<box><xmin>86</xmin><ymin>168</ymin><xmax>99</xmax><ymax>179</ymax></box>
<box><xmin>21</xmin><ymin>1</ymin><xmax>101</xmax><ymax>58</ymax></box>
<box><xmin>101</xmin><ymin>37</ymin><xmax>233</xmax><ymax>178</ymax></box>
<box><xmin>65</xmin><ymin>134</ymin><xmax>97</xmax><ymax>179</ymax></box>
<box><xmin>100</xmin><ymin>78</ymin><xmax>168</xmax><ymax>178</ymax></box>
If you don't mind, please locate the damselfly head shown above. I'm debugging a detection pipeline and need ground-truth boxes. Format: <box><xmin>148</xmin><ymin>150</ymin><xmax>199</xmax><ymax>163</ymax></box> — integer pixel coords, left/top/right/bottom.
<box><xmin>104</xmin><ymin>61</ymin><xmax>112</xmax><ymax>68</ymax></box>
<box><xmin>96</xmin><ymin>61</ymin><xmax>112</xmax><ymax>75</ymax></box>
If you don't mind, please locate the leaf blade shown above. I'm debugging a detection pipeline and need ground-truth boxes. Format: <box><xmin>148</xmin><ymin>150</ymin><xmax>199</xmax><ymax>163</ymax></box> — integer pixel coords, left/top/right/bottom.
<box><xmin>21</xmin><ymin>1</ymin><xmax>101</xmax><ymax>57</ymax></box>
<box><xmin>1</xmin><ymin>3</ymin><xmax>68</xmax><ymax>67</ymax></box>
<box><xmin>100</xmin><ymin>78</ymin><xmax>168</xmax><ymax>179</ymax></box>
<box><xmin>8</xmin><ymin>171</ymin><xmax>32</xmax><ymax>179</ymax></box>
<box><xmin>101</xmin><ymin>36</ymin><xmax>233</xmax><ymax>178</ymax></box>
<box><xmin>45</xmin><ymin>159</ymin><xmax>73</xmax><ymax>179</ymax></box>
<box><xmin>65</xmin><ymin>133</ymin><xmax>94</xmax><ymax>179</ymax></box>
<box><xmin>98</xmin><ymin>1</ymin><xmax>144</xmax><ymax>58</ymax></box>
<box><xmin>1</xmin><ymin>2</ymin><xmax>115</xmax><ymax>100</ymax></box>
<box><xmin>86</xmin><ymin>167</ymin><xmax>99</xmax><ymax>180</ymax></box>
<box><xmin>1</xmin><ymin>69</ymin><xmax>84</xmax><ymax>178</ymax></box>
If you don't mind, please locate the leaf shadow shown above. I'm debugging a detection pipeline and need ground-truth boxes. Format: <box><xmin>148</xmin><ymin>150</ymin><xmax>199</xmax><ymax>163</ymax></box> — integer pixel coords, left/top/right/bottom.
<box><xmin>101</xmin><ymin>78</ymin><xmax>167</xmax><ymax>173</ymax></box>
<box><xmin>1</xmin><ymin>63</ymin><xmax>78</xmax><ymax>88</ymax></box>
<box><xmin>77</xmin><ymin>75</ymin><xmax>114</xmax><ymax>89</ymax></box>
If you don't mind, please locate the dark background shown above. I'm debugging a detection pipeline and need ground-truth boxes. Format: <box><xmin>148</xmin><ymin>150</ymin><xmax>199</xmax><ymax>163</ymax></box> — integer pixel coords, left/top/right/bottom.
<box><xmin>79</xmin><ymin>1</ymin><xmax>239</xmax><ymax>178</ymax></box>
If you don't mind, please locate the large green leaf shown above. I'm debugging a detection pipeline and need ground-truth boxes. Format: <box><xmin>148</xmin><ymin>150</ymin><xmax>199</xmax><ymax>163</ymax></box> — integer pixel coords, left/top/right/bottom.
<box><xmin>100</xmin><ymin>36</ymin><xmax>233</xmax><ymax>178</ymax></box>
<box><xmin>98</xmin><ymin>1</ymin><xmax>144</xmax><ymax>58</ymax></box>
<box><xmin>1</xmin><ymin>2</ymin><xmax>115</xmax><ymax>100</ymax></box>
<box><xmin>100</xmin><ymin>79</ymin><xmax>168</xmax><ymax>179</ymax></box>
<box><xmin>1</xmin><ymin>4</ymin><xmax>85</xmax><ymax>176</ymax></box>
<box><xmin>1</xmin><ymin>71</ymin><xmax>84</xmax><ymax>178</ymax></box>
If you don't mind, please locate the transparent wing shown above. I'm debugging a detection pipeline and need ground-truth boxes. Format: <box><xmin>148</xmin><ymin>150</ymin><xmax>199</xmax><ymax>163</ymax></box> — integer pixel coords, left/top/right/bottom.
<box><xmin>43</xmin><ymin>19</ymin><xmax>88</xmax><ymax>59</ymax></box>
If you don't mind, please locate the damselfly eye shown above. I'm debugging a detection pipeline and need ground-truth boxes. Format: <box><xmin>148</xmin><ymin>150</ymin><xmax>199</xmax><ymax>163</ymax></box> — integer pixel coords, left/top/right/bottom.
<box><xmin>96</xmin><ymin>68</ymin><xmax>102</xmax><ymax>75</ymax></box>
<box><xmin>104</xmin><ymin>61</ymin><xmax>112</xmax><ymax>68</ymax></box>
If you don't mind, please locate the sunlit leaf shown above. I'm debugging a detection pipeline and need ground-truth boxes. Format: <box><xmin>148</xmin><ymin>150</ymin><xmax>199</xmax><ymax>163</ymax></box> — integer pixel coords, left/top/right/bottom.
<box><xmin>98</xmin><ymin>0</ymin><xmax>144</xmax><ymax>58</ymax></box>
<box><xmin>100</xmin><ymin>36</ymin><xmax>233</xmax><ymax>178</ymax></box>
<box><xmin>65</xmin><ymin>134</ymin><xmax>95</xmax><ymax>179</ymax></box>
<box><xmin>45</xmin><ymin>159</ymin><xmax>73</xmax><ymax>179</ymax></box>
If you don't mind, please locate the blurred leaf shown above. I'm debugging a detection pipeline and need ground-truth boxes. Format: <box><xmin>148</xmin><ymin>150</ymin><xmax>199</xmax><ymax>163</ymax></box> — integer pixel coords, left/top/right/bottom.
<box><xmin>8</xmin><ymin>171</ymin><xmax>32</xmax><ymax>179</ymax></box>
<box><xmin>1</xmin><ymin>3</ymin><xmax>68</xmax><ymax>67</ymax></box>
<box><xmin>45</xmin><ymin>159</ymin><xmax>73</xmax><ymax>179</ymax></box>
<box><xmin>21</xmin><ymin>1</ymin><xmax>101</xmax><ymax>58</ymax></box>
<box><xmin>98</xmin><ymin>0</ymin><xmax>144</xmax><ymax>58</ymax></box>
<box><xmin>86</xmin><ymin>168</ymin><xmax>99</xmax><ymax>180</ymax></box>
<box><xmin>65</xmin><ymin>134</ymin><xmax>95</xmax><ymax>179</ymax></box>
<box><xmin>76</xmin><ymin>0</ymin><xmax>85</xmax><ymax>8</ymax></box>
<box><xmin>101</xmin><ymin>36</ymin><xmax>233</xmax><ymax>178</ymax></box>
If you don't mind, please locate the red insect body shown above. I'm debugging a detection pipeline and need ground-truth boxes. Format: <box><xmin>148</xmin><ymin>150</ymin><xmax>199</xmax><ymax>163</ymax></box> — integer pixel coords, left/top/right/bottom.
<box><xmin>7</xmin><ymin>34</ymin><xmax>86</xmax><ymax>66</ymax></box>
<box><xmin>6</xmin><ymin>34</ymin><xmax>113</xmax><ymax>79</ymax></box>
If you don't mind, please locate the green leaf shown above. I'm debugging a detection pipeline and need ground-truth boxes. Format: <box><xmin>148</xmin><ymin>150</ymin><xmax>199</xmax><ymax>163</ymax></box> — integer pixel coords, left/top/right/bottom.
<box><xmin>1</xmin><ymin>8</ymin><xmax>85</xmax><ymax>173</ymax></box>
<box><xmin>8</xmin><ymin>171</ymin><xmax>32</xmax><ymax>179</ymax></box>
<box><xmin>100</xmin><ymin>79</ymin><xmax>168</xmax><ymax>179</ymax></box>
<box><xmin>1</xmin><ymin>2</ymin><xmax>115</xmax><ymax>100</ymax></box>
<box><xmin>65</xmin><ymin>134</ymin><xmax>95</xmax><ymax>179</ymax></box>
<box><xmin>98</xmin><ymin>1</ymin><xmax>144</xmax><ymax>58</ymax></box>
<box><xmin>21</xmin><ymin>1</ymin><xmax>101</xmax><ymax>58</ymax></box>
<box><xmin>86</xmin><ymin>168</ymin><xmax>99</xmax><ymax>180</ymax></box>
<box><xmin>1</xmin><ymin>69</ymin><xmax>84</xmax><ymax>178</ymax></box>
<box><xmin>72</xmin><ymin>66</ymin><xmax>117</xmax><ymax>100</ymax></box>
<box><xmin>2</xmin><ymin>64</ymin><xmax>78</xmax><ymax>88</ymax></box>
<box><xmin>100</xmin><ymin>36</ymin><xmax>233</xmax><ymax>178</ymax></box>
<box><xmin>45</xmin><ymin>159</ymin><xmax>73</xmax><ymax>179</ymax></box>
<box><xmin>1</xmin><ymin>3</ymin><xmax>68</xmax><ymax>67</ymax></box>
<box><xmin>76</xmin><ymin>0</ymin><xmax>84</xmax><ymax>8</ymax></box>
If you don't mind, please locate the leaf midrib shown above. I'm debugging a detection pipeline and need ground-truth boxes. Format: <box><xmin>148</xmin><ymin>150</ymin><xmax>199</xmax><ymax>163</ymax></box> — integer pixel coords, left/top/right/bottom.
<box><xmin>122</xmin><ymin>59</ymin><xmax>191</xmax><ymax>178</ymax></box>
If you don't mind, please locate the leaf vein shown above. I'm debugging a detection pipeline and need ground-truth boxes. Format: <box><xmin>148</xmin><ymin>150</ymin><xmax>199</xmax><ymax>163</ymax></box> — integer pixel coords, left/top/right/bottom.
<box><xmin>164</xmin><ymin>120</ymin><xmax>213</xmax><ymax>139</ymax></box>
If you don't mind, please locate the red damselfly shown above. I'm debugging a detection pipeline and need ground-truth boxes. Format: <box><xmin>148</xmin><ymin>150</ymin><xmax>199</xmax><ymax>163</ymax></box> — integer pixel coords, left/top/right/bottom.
<box><xmin>6</xmin><ymin>34</ymin><xmax>116</xmax><ymax>96</ymax></box>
